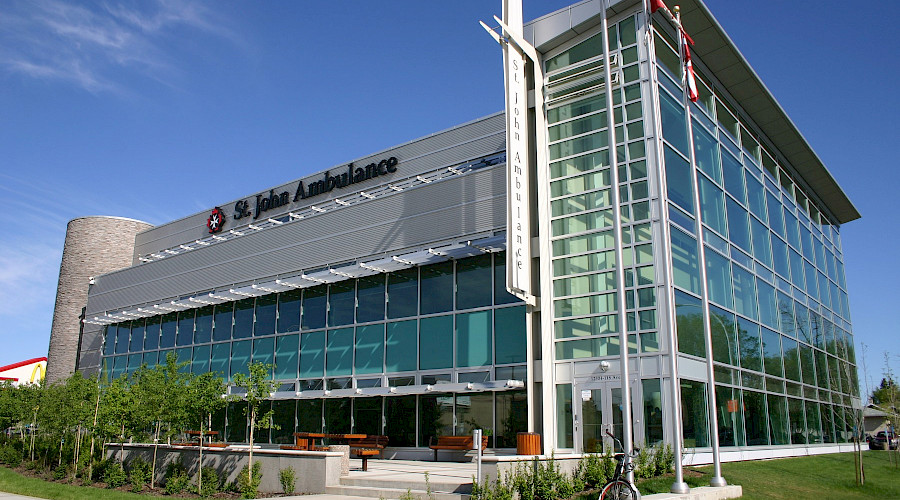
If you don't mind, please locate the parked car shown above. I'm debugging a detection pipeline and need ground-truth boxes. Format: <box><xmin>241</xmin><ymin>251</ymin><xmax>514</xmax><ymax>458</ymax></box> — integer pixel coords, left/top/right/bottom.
<box><xmin>868</xmin><ymin>430</ymin><xmax>898</xmax><ymax>450</ymax></box>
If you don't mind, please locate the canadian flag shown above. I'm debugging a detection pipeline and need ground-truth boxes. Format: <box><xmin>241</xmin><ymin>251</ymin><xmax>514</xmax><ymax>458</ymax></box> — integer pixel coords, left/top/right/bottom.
<box><xmin>682</xmin><ymin>32</ymin><xmax>699</xmax><ymax>103</ymax></box>
<box><xmin>649</xmin><ymin>0</ymin><xmax>668</xmax><ymax>14</ymax></box>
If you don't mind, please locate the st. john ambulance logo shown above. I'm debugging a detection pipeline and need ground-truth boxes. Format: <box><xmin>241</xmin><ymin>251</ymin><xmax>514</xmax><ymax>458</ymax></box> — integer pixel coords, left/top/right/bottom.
<box><xmin>207</xmin><ymin>207</ymin><xmax>226</xmax><ymax>234</ymax></box>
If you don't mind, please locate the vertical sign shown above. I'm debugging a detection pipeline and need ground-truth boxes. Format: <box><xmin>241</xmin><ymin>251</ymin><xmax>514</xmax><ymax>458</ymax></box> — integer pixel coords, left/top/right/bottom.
<box><xmin>503</xmin><ymin>0</ymin><xmax>533</xmax><ymax>301</ymax></box>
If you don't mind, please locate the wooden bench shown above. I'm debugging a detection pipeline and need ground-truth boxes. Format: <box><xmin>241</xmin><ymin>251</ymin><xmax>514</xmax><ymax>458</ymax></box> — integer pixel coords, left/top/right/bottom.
<box><xmin>353</xmin><ymin>448</ymin><xmax>381</xmax><ymax>471</ymax></box>
<box><xmin>349</xmin><ymin>435</ymin><xmax>388</xmax><ymax>454</ymax></box>
<box><xmin>428</xmin><ymin>435</ymin><xmax>488</xmax><ymax>461</ymax></box>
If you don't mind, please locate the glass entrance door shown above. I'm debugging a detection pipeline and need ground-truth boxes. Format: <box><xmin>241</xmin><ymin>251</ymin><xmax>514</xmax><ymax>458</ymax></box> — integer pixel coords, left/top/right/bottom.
<box><xmin>574</xmin><ymin>380</ymin><xmax>641</xmax><ymax>453</ymax></box>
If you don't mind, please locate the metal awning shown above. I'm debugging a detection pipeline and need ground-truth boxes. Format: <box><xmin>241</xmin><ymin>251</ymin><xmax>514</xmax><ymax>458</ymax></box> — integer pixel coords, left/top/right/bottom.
<box><xmin>90</xmin><ymin>234</ymin><xmax>507</xmax><ymax>324</ymax></box>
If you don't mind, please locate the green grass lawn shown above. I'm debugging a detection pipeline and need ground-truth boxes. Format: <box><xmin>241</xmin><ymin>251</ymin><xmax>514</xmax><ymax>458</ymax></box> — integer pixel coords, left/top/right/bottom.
<box><xmin>0</xmin><ymin>466</ymin><xmax>164</xmax><ymax>500</ymax></box>
<box><xmin>638</xmin><ymin>450</ymin><xmax>900</xmax><ymax>499</ymax></box>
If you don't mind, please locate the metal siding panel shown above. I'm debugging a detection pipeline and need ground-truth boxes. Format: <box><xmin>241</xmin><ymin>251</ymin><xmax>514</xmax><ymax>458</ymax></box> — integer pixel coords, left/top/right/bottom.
<box><xmin>87</xmin><ymin>166</ymin><xmax>507</xmax><ymax>315</ymax></box>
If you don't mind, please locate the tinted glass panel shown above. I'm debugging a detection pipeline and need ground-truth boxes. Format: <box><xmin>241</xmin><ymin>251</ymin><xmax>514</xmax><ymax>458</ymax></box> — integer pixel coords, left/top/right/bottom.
<box><xmin>302</xmin><ymin>286</ymin><xmax>327</xmax><ymax>330</ymax></box>
<box><xmin>274</xmin><ymin>334</ymin><xmax>299</xmax><ymax>380</ymax></box>
<box><xmin>254</xmin><ymin>295</ymin><xmax>277</xmax><ymax>336</ymax></box>
<box><xmin>355</xmin><ymin>324</ymin><xmax>384</xmax><ymax>375</ymax></box>
<box><xmin>357</xmin><ymin>276</ymin><xmax>386</xmax><ymax>323</ymax></box>
<box><xmin>328</xmin><ymin>282</ymin><xmax>355</xmax><ymax>327</ymax></box>
<box><xmin>195</xmin><ymin>306</ymin><xmax>213</xmax><ymax>344</ymax></box>
<box><xmin>230</xmin><ymin>340</ymin><xmax>251</xmax><ymax>380</ymax></box>
<box><xmin>299</xmin><ymin>331</ymin><xmax>325</xmax><ymax>378</ymax></box>
<box><xmin>232</xmin><ymin>299</ymin><xmax>254</xmax><ymax>339</ymax></box>
<box><xmin>277</xmin><ymin>289</ymin><xmax>301</xmax><ymax>333</ymax></box>
<box><xmin>326</xmin><ymin>328</ymin><xmax>353</xmax><ymax>376</ymax></box>
<box><xmin>665</xmin><ymin>146</ymin><xmax>693</xmax><ymax>214</ymax></box>
<box><xmin>495</xmin><ymin>306</ymin><xmax>527</xmax><ymax>364</ymax></box>
<box><xmin>176</xmin><ymin>310</ymin><xmax>194</xmax><ymax>346</ymax></box>
<box><xmin>421</xmin><ymin>261</ymin><xmax>454</xmax><ymax>314</ymax></box>
<box><xmin>213</xmin><ymin>303</ymin><xmax>233</xmax><ymax>341</ymax></box>
<box><xmin>420</xmin><ymin>315</ymin><xmax>453</xmax><ymax>369</ymax></box>
<box><xmin>385</xmin><ymin>320</ymin><xmax>417</xmax><ymax>372</ymax></box>
<box><xmin>387</xmin><ymin>268</ymin><xmax>418</xmax><ymax>318</ymax></box>
<box><xmin>144</xmin><ymin>318</ymin><xmax>160</xmax><ymax>351</ymax></box>
<box><xmin>160</xmin><ymin>314</ymin><xmax>177</xmax><ymax>348</ymax></box>
<box><xmin>675</xmin><ymin>291</ymin><xmax>705</xmax><ymax>358</ymax></box>
<box><xmin>456</xmin><ymin>255</ymin><xmax>493</xmax><ymax>310</ymax></box>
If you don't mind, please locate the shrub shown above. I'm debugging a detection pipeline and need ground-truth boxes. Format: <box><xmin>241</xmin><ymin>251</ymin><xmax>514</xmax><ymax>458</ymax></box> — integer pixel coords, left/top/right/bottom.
<box><xmin>471</xmin><ymin>472</ymin><xmax>514</xmax><ymax>500</ymax></box>
<box><xmin>634</xmin><ymin>446</ymin><xmax>654</xmax><ymax>479</ymax></box>
<box><xmin>199</xmin><ymin>466</ymin><xmax>221</xmax><ymax>498</ymax></box>
<box><xmin>165</xmin><ymin>471</ymin><xmax>189</xmax><ymax>495</ymax></box>
<box><xmin>0</xmin><ymin>445</ymin><xmax>23</xmax><ymax>467</ymax></box>
<box><xmin>102</xmin><ymin>460</ymin><xmax>127</xmax><ymax>489</ymax></box>
<box><xmin>237</xmin><ymin>461</ymin><xmax>262</xmax><ymax>499</ymax></box>
<box><xmin>127</xmin><ymin>457</ymin><xmax>152</xmax><ymax>493</ymax></box>
<box><xmin>279</xmin><ymin>467</ymin><xmax>296</xmax><ymax>494</ymax></box>
<box><xmin>164</xmin><ymin>457</ymin><xmax>189</xmax><ymax>495</ymax></box>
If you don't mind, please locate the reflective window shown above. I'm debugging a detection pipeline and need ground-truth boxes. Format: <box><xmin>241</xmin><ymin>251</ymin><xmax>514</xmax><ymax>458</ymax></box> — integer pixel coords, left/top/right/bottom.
<box><xmin>726</xmin><ymin>198</ymin><xmax>751</xmax><ymax>253</ymax></box>
<box><xmin>706</xmin><ymin>250</ymin><xmax>733</xmax><ymax>309</ymax></box>
<box><xmin>698</xmin><ymin>175</ymin><xmax>726</xmax><ymax>235</ymax></box>
<box><xmin>665</xmin><ymin>146</ymin><xmax>693</xmax><ymax>214</ymax></box>
<box><xmin>299</xmin><ymin>331</ymin><xmax>325</xmax><ymax>378</ymax></box>
<box><xmin>693</xmin><ymin>120</ymin><xmax>721</xmax><ymax>182</ymax></box>
<box><xmin>328</xmin><ymin>282</ymin><xmax>355</xmax><ymax>327</ymax></box>
<box><xmin>767</xmin><ymin>394</ymin><xmax>790</xmax><ymax>445</ymax></box>
<box><xmin>253</xmin><ymin>337</ymin><xmax>274</xmax><ymax>368</ymax></box>
<box><xmin>737</xmin><ymin>317</ymin><xmax>762</xmax><ymax>372</ymax></box>
<box><xmin>671</xmin><ymin>227</ymin><xmax>701</xmax><ymax>294</ymax></box>
<box><xmin>494</xmin><ymin>253</ymin><xmax>520</xmax><ymax>305</ymax></box>
<box><xmin>195</xmin><ymin>306</ymin><xmax>213</xmax><ymax>344</ymax></box>
<box><xmin>254</xmin><ymin>295</ymin><xmax>277</xmax><ymax>336</ymax></box>
<box><xmin>456</xmin><ymin>311</ymin><xmax>492</xmax><ymax>367</ymax></box>
<box><xmin>385</xmin><ymin>320</ymin><xmax>417</xmax><ymax>372</ymax></box>
<box><xmin>129</xmin><ymin>320</ymin><xmax>144</xmax><ymax>352</ymax></box>
<box><xmin>387</xmin><ymin>268</ymin><xmax>418</xmax><ymax>319</ymax></box>
<box><xmin>277</xmin><ymin>289</ymin><xmax>301</xmax><ymax>334</ymax></box>
<box><xmin>302</xmin><ymin>286</ymin><xmax>327</xmax><ymax>330</ymax></box>
<box><xmin>274</xmin><ymin>334</ymin><xmax>299</xmax><ymax>380</ymax></box>
<box><xmin>326</xmin><ymin>327</ymin><xmax>353</xmax><ymax>376</ymax></box>
<box><xmin>232</xmin><ymin>299</ymin><xmax>254</xmax><ymax>339</ymax></box>
<box><xmin>210</xmin><ymin>343</ymin><xmax>230</xmax><ymax>378</ymax></box>
<box><xmin>144</xmin><ymin>317</ymin><xmax>160</xmax><ymax>351</ymax></box>
<box><xmin>495</xmin><ymin>306</ymin><xmax>527</xmax><ymax>364</ymax></box>
<box><xmin>385</xmin><ymin>395</ymin><xmax>416</xmax><ymax>446</ymax></box>
<box><xmin>420</xmin><ymin>261</ymin><xmax>453</xmax><ymax>314</ymax></box>
<box><xmin>420</xmin><ymin>315</ymin><xmax>453</xmax><ymax>369</ymax></box>
<box><xmin>355</xmin><ymin>324</ymin><xmax>384</xmax><ymax>375</ymax></box>
<box><xmin>176</xmin><ymin>311</ymin><xmax>194</xmax><ymax>347</ymax></box>
<box><xmin>212</xmin><ymin>303</ymin><xmax>233</xmax><ymax>342</ymax></box>
<box><xmin>457</xmin><ymin>254</ymin><xmax>493</xmax><ymax>310</ymax></box>
<box><xmin>660</xmin><ymin>91</ymin><xmax>688</xmax><ymax>154</ymax></box>
<box><xmin>675</xmin><ymin>291</ymin><xmax>705</xmax><ymax>358</ymax></box>
<box><xmin>681</xmin><ymin>380</ymin><xmax>709</xmax><ymax>447</ymax></box>
<box><xmin>743</xmin><ymin>390</ymin><xmax>769</xmax><ymax>445</ymax></box>
<box><xmin>192</xmin><ymin>345</ymin><xmax>210</xmax><ymax>374</ymax></box>
<box><xmin>732</xmin><ymin>265</ymin><xmax>757</xmax><ymax>320</ymax></box>
<box><xmin>715</xmin><ymin>385</ymin><xmax>744</xmax><ymax>447</ymax></box>
<box><xmin>721</xmin><ymin>152</ymin><xmax>746</xmax><ymax>204</ymax></box>
<box><xmin>761</xmin><ymin>328</ymin><xmax>782</xmax><ymax>377</ymax></box>
<box><xmin>160</xmin><ymin>313</ymin><xmax>177</xmax><ymax>349</ymax></box>
<box><xmin>230</xmin><ymin>340</ymin><xmax>251</xmax><ymax>380</ymax></box>
<box><xmin>357</xmin><ymin>276</ymin><xmax>385</xmax><ymax>323</ymax></box>
<box><xmin>710</xmin><ymin>306</ymin><xmax>738</xmax><ymax>366</ymax></box>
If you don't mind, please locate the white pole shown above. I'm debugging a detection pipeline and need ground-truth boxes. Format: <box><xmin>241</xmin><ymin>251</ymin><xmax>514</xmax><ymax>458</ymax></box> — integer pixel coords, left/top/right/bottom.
<box><xmin>643</xmin><ymin>2</ymin><xmax>690</xmax><ymax>492</ymax></box>
<box><xmin>674</xmin><ymin>5</ymin><xmax>726</xmax><ymax>488</ymax></box>
<box><xmin>600</xmin><ymin>0</ymin><xmax>634</xmax><ymax>479</ymax></box>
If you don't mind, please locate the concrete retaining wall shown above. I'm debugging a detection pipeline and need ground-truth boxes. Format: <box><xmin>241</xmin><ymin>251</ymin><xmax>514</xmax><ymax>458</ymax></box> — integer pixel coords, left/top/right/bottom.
<box><xmin>106</xmin><ymin>444</ymin><xmax>342</xmax><ymax>494</ymax></box>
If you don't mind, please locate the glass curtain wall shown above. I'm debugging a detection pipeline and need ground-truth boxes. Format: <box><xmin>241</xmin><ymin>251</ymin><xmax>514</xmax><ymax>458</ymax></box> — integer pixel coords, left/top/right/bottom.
<box><xmin>654</xmin><ymin>18</ymin><xmax>856</xmax><ymax>449</ymax></box>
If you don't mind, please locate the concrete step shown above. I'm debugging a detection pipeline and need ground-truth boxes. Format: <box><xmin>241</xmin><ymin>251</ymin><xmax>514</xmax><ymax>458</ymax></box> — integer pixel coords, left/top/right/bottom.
<box><xmin>325</xmin><ymin>484</ymin><xmax>470</xmax><ymax>500</ymax></box>
<box><xmin>339</xmin><ymin>476</ymin><xmax>472</xmax><ymax>494</ymax></box>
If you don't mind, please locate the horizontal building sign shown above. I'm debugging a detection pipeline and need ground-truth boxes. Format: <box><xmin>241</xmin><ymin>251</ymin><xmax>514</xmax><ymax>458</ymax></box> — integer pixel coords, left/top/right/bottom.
<box><xmin>233</xmin><ymin>157</ymin><xmax>399</xmax><ymax>221</ymax></box>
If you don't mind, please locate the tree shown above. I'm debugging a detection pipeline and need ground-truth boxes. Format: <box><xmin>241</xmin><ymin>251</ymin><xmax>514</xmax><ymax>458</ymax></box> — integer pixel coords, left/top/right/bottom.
<box><xmin>231</xmin><ymin>362</ymin><xmax>278</xmax><ymax>492</ymax></box>
<box><xmin>871</xmin><ymin>377</ymin><xmax>898</xmax><ymax>409</ymax></box>
<box><xmin>97</xmin><ymin>375</ymin><xmax>136</xmax><ymax>461</ymax></box>
<box><xmin>130</xmin><ymin>353</ymin><xmax>190</xmax><ymax>488</ymax></box>
<box><xmin>185</xmin><ymin>371</ymin><xmax>229</xmax><ymax>495</ymax></box>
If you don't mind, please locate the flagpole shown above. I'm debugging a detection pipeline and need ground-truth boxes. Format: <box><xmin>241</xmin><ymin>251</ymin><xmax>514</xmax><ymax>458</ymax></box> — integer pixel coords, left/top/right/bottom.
<box><xmin>674</xmin><ymin>5</ymin><xmax>726</xmax><ymax>488</ymax></box>
<box><xmin>601</xmin><ymin>0</ymin><xmax>634</xmax><ymax>477</ymax></box>
<box><xmin>644</xmin><ymin>0</ymin><xmax>690</xmax><ymax>493</ymax></box>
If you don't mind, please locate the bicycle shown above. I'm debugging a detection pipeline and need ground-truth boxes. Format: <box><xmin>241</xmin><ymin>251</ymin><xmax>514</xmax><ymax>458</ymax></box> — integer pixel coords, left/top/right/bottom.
<box><xmin>598</xmin><ymin>431</ymin><xmax>641</xmax><ymax>500</ymax></box>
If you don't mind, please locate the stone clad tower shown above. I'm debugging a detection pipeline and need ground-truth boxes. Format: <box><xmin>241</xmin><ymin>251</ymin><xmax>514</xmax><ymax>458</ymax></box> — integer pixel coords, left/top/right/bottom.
<box><xmin>45</xmin><ymin>216</ymin><xmax>152</xmax><ymax>384</ymax></box>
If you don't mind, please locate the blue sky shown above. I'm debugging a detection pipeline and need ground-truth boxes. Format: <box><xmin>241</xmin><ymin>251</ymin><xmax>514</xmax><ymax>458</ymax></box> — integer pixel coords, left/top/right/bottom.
<box><xmin>0</xmin><ymin>0</ymin><xmax>895</xmax><ymax>394</ymax></box>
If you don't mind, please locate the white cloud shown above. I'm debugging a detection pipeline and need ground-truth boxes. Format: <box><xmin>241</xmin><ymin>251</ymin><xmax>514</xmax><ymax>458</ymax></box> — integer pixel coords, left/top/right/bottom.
<box><xmin>0</xmin><ymin>0</ymin><xmax>235</xmax><ymax>93</ymax></box>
